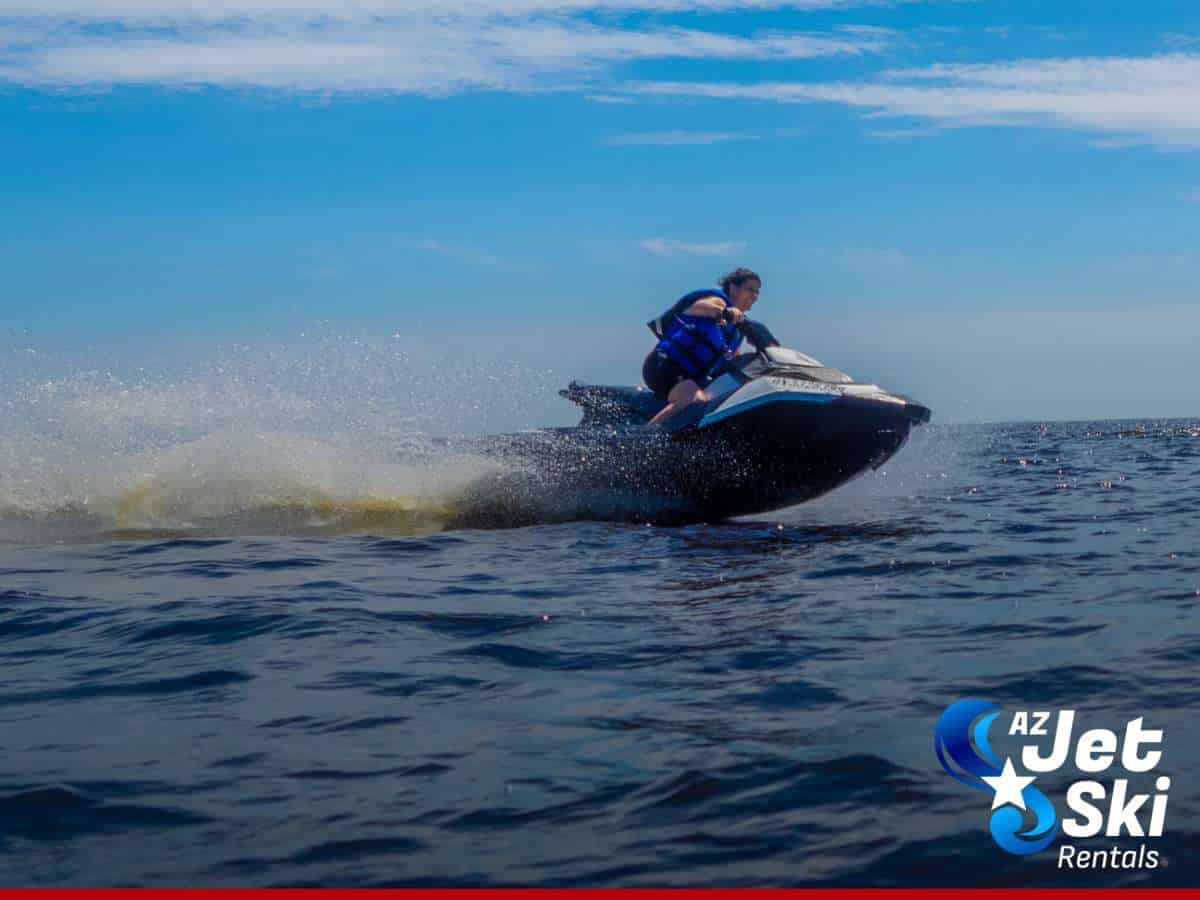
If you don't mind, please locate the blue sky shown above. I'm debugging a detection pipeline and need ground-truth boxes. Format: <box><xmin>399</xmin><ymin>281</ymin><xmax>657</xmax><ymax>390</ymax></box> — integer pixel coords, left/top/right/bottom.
<box><xmin>1</xmin><ymin>0</ymin><xmax>1198</xmax><ymax>423</ymax></box>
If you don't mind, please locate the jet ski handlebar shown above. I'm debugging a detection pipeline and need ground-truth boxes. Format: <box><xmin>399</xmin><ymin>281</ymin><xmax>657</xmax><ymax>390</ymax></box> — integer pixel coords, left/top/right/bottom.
<box><xmin>737</xmin><ymin>318</ymin><xmax>780</xmax><ymax>351</ymax></box>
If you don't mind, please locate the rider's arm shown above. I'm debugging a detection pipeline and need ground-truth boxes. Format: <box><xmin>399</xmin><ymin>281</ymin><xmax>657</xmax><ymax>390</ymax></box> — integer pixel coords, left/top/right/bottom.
<box><xmin>684</xmin><ymin>298</ymin><xmax>745</xmax><ymax>324</ymax></box>
<box><xmin>683</xmin><ymin>297</ymin><xmax>728</xmax><ymax>318</ymax></box>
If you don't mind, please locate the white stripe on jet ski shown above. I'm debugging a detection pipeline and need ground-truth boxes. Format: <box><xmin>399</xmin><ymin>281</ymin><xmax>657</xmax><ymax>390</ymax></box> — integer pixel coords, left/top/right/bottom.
<box><xmin>699</xmin><ymin>391</ymin><xmax>836</xmax><ymax>428</ymax></box>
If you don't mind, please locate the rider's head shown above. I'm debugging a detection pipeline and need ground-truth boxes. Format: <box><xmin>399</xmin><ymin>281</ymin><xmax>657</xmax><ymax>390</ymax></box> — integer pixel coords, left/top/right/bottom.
<box><xmin>720</xmin><ymin>268</ymin><xmax>761</xmax><ymax>312</ymax></box>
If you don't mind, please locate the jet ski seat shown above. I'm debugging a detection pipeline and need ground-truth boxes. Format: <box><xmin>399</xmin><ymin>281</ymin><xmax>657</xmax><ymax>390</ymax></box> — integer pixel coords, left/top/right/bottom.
<box><xmin>559</xmin><ymin>381</ymin><xmax>667</xmax><ymax>426</ymax></box>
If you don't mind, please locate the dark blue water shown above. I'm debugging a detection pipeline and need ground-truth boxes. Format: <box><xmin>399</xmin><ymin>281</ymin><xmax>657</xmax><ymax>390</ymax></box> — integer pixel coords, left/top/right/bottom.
<box><xmin>3</xmin><ymin>420</ymin><xmax>1200</xmax><ymax>886</ymax></box>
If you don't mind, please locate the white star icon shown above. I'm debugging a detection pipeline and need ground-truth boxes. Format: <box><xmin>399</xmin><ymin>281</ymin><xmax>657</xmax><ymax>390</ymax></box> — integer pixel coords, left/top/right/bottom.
<box><xmin>981</xmin><ymin>758</ymin><xmax>1036</xmax><ymax>811</ymax></box>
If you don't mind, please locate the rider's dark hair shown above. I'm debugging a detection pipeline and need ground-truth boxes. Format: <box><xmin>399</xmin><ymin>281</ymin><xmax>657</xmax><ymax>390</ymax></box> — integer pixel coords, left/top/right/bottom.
<box><xmin>719</xmin><ymin>268</ymin><xmax>761</xmax><ymax>294</ymax></box>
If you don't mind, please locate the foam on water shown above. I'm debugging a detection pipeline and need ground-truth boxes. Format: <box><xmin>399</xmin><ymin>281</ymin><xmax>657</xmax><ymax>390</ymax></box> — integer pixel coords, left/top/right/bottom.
<box><xmin>0</xmin><ymin>334</ymin><xmax>566</xmax><ymax>540</ymax></box>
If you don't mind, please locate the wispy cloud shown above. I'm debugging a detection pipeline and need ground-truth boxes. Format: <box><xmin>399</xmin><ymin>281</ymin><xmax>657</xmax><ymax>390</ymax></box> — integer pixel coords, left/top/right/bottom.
<box><xmin>1188</xmin><ymin>186</ymin><xmax>1200</xmax><ymax>204</ymax></box>
<box><xmin>640</xmin><ymin>238</ymin><xmax>747</xmax><ymax>257</ymax></box>
<box><xmin>630</xmin><ymin>53</ymin><xmax>1200</xmax><ymax>148</ymax></box>
<box><xmin>1162</xmin><ymin>33</ymin><xmax>1200</xmax><ymax>51</ymax></box>
<box><xmin>866</xmin><ymin>124</ymin><xmax>941</xmax><ymax>139</ymax></box>
<box><xmin>586</xmin><ymin>92</ymin><xmax>637</xmax><ymax>104</ymax></box>
<box><xmin>0</xmin><ymin>3</ymin><xmax>892</xmax><ymax>93</ymax></box>
<box><xmin>11</xmin><ymin>2</ymin><xmax>1192</xmax><ymax>157</ymax></box>
<box><xmin>1089</xmin><ymin>136</ymin><xmax>1148</xmax><ymax>150</ymax></box>
<box><xmin>606</xmin><ymin>129</ymin><xmax>759</xmax><ymax>145</ymax></box>
<box><xmin>0</xmin><ymin>1</ymin><xmax>909</xmax><ymax>20</ymax></box>
<box><xmin>399</xmin><ymin>238</ymin><xmax>504</xmax><ymax>267</ymax></box>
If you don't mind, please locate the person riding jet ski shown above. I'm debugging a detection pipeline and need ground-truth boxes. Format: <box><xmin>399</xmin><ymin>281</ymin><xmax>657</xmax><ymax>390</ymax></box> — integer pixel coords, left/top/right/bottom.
<box><xmin>642</xmin><ymin>268</ymin><xmax>761</xmax><ymax>426</ymax></box>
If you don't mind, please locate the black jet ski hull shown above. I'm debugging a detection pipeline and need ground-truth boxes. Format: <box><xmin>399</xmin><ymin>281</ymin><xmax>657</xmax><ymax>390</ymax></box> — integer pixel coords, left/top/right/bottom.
<box><xmin>458</xmin><ymin>332</ymin><xmax>930</xmax><ymax>526</ymax></box>
<box><xmin>457</xmin><ymin>395</ymin><xmax>922</xmax><ymax>526</ymax></box>
<box><xmin>663</xmin><ymin>394</ymin><xmax>919</xmax><ymax>521</ymax></box>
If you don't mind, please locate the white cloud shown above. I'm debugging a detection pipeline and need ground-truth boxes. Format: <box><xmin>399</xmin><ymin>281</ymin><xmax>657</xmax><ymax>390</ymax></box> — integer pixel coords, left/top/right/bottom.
<box><xmin>0</xmin><ymin>0</ymin><xmax>898</xmax><ymax>95</ymax></box>
<box><xmin>629</xmin><ymin>53</ymin><xmax>1200</xmax><ymax>148</ymax></box>
<box><xmin>640</xmin><ymin>238</ymin><xmax>747</xmax><ymax>257</ymax></box>
<box><xmin>0</xmin><ymin>0</ymin><xmax>904</xmax><ymax>21</ymax></box>
<box><xmin>866</xmin><ymin>124</ymin><xmax>941</xmax><ymax>139</ymax></box>
<box><xmin>606</xmin><ymin>129</ymin><xmax>759</xmax><ymax>145</ymax></box>
<box><xmin>400</xmin><ymin>238</ymin><xmax>503</xmax><ymax>267</ymax></box>
<box><xmin>10</xmin><ymin>2</ymin><xmax>1194</xmax><ymax>158</ymax></box>
<box><xmin>586</xmin><ymin>92</ymin><xmax>637</xmax><ymax>104</ymax></box>
<box><xmin>0</xmin><ymin>24</ymin><xmax>37</xmax><ymax>43</ymax></box>
<box><xmin>1163</xmin><ymin>33</ymin><xmax>1200</xmax><ymax>51</ymax></box>
<box><xmin>1088</xmin><ymin>136</ymin><xmax>1148</xmax><ymax>150</ymax></box>
<box><xmin>0</xmin><ymin>16</ymin><xmax>890</xmax><ymax>92</ymax></box>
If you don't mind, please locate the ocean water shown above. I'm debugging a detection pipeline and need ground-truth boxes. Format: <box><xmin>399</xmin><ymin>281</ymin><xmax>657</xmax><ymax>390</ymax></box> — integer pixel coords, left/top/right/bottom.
<box><xmin>2</xmin><ymin>347</ymin><xmax>1200</xmax><ymax>886</ymax></box>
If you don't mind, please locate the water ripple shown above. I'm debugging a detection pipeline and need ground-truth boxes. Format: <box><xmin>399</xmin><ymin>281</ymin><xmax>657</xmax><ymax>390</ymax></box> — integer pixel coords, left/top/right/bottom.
<box><xmin>2</xmin><ymin>419</ymin><xmax>1199</xmax><ymax>886</ymax></box>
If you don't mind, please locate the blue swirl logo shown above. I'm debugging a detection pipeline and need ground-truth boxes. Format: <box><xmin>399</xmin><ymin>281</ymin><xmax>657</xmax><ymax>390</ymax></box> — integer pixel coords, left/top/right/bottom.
<box><xmin>936</xmin><ymin>698</ymin><xmax>1058</xmax><ymax>855</ymax></box>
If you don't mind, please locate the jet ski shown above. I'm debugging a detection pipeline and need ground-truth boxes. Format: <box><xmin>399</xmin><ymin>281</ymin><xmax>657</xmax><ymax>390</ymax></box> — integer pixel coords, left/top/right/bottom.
<box><xmin>459</xmin><ymin>320</ymin><xmax>930</xmax><ymax>526</ymax></box>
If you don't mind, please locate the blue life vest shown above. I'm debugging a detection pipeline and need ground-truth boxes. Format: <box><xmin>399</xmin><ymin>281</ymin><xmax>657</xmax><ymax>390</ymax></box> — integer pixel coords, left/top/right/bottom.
<box><xmin>655</xmin><ymin>289</ymin><xmax>743</xmax><ymax>380</ymax></box>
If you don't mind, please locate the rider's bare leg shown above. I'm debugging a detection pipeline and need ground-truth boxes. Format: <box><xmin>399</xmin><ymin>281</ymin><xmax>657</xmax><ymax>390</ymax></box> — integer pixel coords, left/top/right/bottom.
<box><xmin>648</xmin><ymin>379</ymin><xmax>709</xmax><ymax>427</ymax></box>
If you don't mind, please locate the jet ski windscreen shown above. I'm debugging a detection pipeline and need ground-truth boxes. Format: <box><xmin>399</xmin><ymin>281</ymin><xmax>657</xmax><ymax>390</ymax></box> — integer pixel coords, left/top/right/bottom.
<box><xmin>763</xmin><ymin>347</ymin><xmax>824</xmax><ymax>368</ymax></box>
